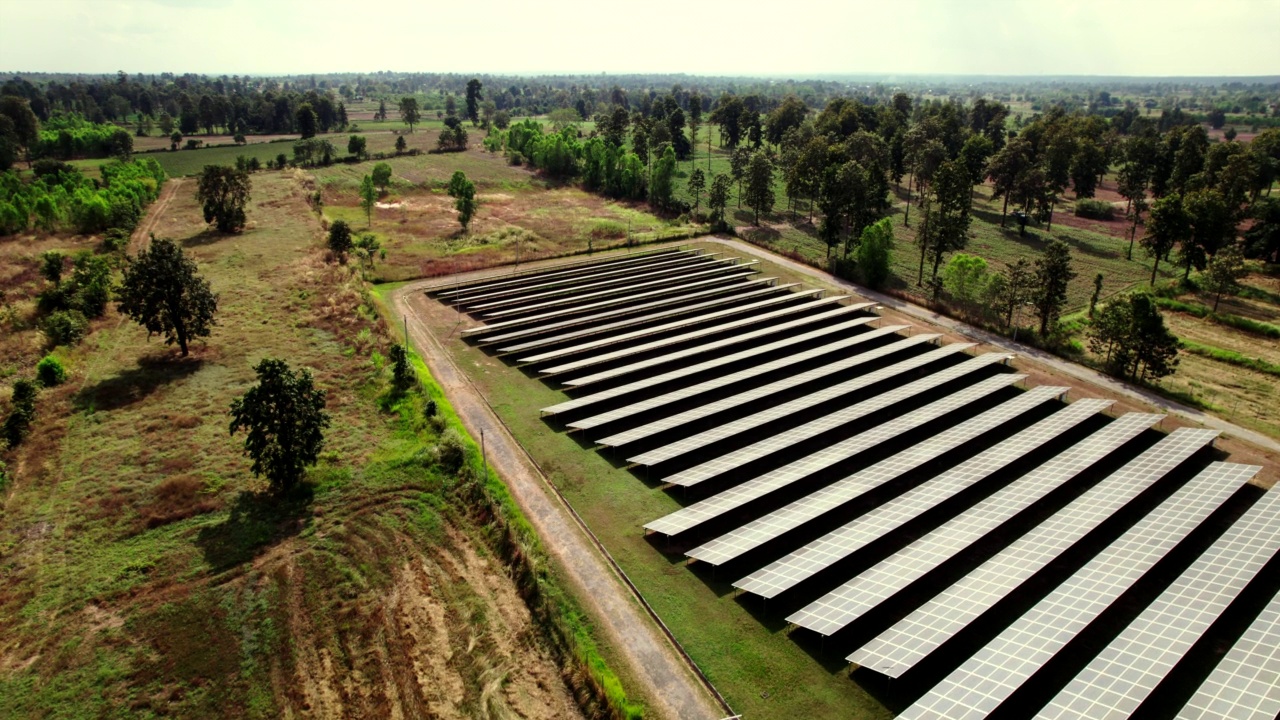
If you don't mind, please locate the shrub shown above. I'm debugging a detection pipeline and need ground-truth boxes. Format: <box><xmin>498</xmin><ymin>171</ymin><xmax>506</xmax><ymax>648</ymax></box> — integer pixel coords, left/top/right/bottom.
<box><xmin>35</xmin><ymin>355</ymin><xmax>66</xmax><ymax>387</ymax></box>
<box><xmin>1075</xmin><ymin>199</ymin><xmax>1116</xmax><ymax>220</ymax></box>
<box><xmin>41</xmin><ymin>309</ymin><xmax>88</xmax><ymax>346</ymax></box>
<box><xmin>589</xmin><ymin>220</ymin><xmax>627</xmax><ymax>239</ymax></box>
<box><xmin>436</xmin><ymin>427</ymin><xmax>467</xmax><ymax>473</ymax></box>
<box><xmin>3</xmin><ymin>379</ymin><xmax>38</xmax><ymax>448</ymax></box>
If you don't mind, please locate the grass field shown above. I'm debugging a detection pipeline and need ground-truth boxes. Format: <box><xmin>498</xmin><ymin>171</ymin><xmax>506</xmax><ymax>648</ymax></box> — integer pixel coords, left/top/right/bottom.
<box><xmin>411</xmin><ymin>246</ymin><xmax>893</xmax><ymax>720</ymax></box>
<box><xmin>307</xmin><ymin>147</ymin><xmax>704</xmax><ymax>282</ymax></box>
<box><xmin>0</xmin><ymin>174</ymin><xmax>594</xmax><ymax>717</ymax></box>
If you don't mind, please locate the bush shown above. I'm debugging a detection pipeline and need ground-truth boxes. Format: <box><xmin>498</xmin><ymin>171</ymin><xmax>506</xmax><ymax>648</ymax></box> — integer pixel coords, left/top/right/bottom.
<box><xmin>1075</xmin><ymin>199</ymin><xmax>1116</xmax><ymax>220</ymax></box>
<box><xmin>3</xmin><ymin>379</ymin><xmax>37</xmax><ymax>448</ymax></box>
<box><xmin>589</xmin><ymin>220</ymin><xmax>627</xmax><ymax>239</ymax></box>
<box><xmin>436</xmin><ymin>427</ymin><xmax>467</xmax><ymax>473</ymax></box>
<box><xmin>41</xmin><ymin>309</ymin><xmax>88</xmax><ymax>346</ymax></box>
<box><xmin>36</xmin><ymin>355</ymin><xmax>66</xmax><ymax>387</ymax></box>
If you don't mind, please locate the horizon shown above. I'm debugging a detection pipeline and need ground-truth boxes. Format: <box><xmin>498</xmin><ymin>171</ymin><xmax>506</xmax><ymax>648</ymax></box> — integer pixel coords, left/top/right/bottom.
<box><xmin>2</xmin><ymin>0</ymin><xmax>1278</xmax><ymax>79</ymax></box>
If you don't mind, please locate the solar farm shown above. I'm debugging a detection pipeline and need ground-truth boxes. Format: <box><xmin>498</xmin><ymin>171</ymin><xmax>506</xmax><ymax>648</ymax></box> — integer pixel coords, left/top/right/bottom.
<box><xmin>422</xmin><ymin>247</ymin><xmax>1280</xmax><ymax>718</ymax></box>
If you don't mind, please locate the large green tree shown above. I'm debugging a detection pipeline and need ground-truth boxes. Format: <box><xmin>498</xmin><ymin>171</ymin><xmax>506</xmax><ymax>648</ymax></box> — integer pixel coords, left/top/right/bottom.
<box><xmin>1143</xmin><ymin>193</ymin><xmax>1189</xmax><ymax>285</ymax></box>
<box><xmin>399</xmin><ymin>96</ymin><xmax>421</xmax><ymax>132</ymax></box>
<box><xmin>707</xmin><ymin>173</ymin><xmax>731</xmax><ymax>230</ymax></box>
<box><xmin>229</xmin><ymin>358</ymin><xmax>331</xmax><ymax>493</ymax></box>
<box><xmin>117</xmin><ymin>237</ymin><xmax>218</xmax><ymax>356</ymax></box>
<box><xmin>920</xmin><ymin>159</ymin><xmax>973</xmax><ymax>296</ymax></box>
<box><xmin>855</xmin><ymin>218</ymin><xmax>895</xmax><ymax>289</ymax></box>
<box><xmin>195</xmin><ymin>165</ymin><xmax>250</xmax><ymax>233</ymax></box>
<box><xmin>1032</xmin><ymin>239</ymin><xmax>1077</xmax><ymax>339</ymax></box>
<box><xmin>744</xmin><ymin>151</ymin><xmax>775</xmax><ymax>226</ymax></box>
<box><xmin>296</xmin><ymin>103</ymin><xmax>317</xmax><ymax>139</ymax></box>
<box><xmin>447</xmin><ymin>170</ymin><xmax>478</xmax><ymax>232</ymax></box>
<box><xmin>687</xmin><ymin>167</ymin><xmax>705</xmax><ymax>218</ymax></box>
<box><xmin>1203</xmin><ymin>242</ymin><xmax>1247</xmax><ymax>312</ymax></box>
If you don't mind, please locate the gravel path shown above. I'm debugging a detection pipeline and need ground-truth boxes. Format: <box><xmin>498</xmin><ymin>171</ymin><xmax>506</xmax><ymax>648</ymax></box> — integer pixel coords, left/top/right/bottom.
<box><xmin>389</xmin><ymin>285</ymin><xmax>726</xmax><ymax>720</ymax></box>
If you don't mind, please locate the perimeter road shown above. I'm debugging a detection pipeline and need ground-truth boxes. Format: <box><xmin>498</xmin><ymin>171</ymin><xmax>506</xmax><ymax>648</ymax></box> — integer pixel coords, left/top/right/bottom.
<box><xmin>389</xmin><ymin>285</ymin><xmax>726</xmax><ymax>720</ymax></box>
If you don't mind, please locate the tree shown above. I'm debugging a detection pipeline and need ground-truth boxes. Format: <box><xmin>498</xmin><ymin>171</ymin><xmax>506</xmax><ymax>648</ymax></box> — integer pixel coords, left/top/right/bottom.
<box><xmin>395</xmin><ymin>135</ymin><xmax>407</xmax><ymax>155</ymax></box>
<box><xmin>1143</xmin><ymin>194</ymin><xmax>1188</xmax><ymax>285</ymax></box>
<box><xmin>1092</xmin><ymin>294</ymin><xmax>1179</xmax><ymax>381</ymax></box>
<box><xmin>399</xmin><ymin>96</ymin><xmax>421</xmax><ymax>132</ymax></box>
<box><xmin>708</xmin><ymin>173</ymin><xmax>731</xmax><ymax>230</ymax></box>
<box><xmin>389</xmin><ymin>343</ymin><xmax>413</xmax><ymax>393</ymax></box>
<box><xmin>744</xmin><ymin>151</ymin><xmax>775</xmax><ymax>225</ymax></box>
<box><xmin>327</xmin><ymin>219</ymin><xmax>353</xmax><ymax>263</ymax></box>
<box><xmin>1180</xmin><ymin>188</ymin><xmax>1235</xmax><ymax>280</ymax></box>
<box><xmin>465</xmin><ymin>79</ymin><xmax>483</xmax><ymax>126</ymax></box>
<box><xmin>688</xmin><ymin>167</ymin><xmax>705</xmax><ymax>218</ymax></box>
<box><xmin>1089</xmin><ymin>273</ymin><xmax>1104</xmax><ymax>318</ymax></box>
<box><xmin>195</xmin><ymin>165</ymin><xmax>250</xmax><ymax>233</ymax></box>
<box><xmin>229</xmin><ymin>358</ymin><xmax>330</xmax><ymax>493</ymax></box>
<box><xmin>371</xmin><ymin>162</ymin><xmax>393</xmax><ymax>193</ymax></box>
<box><xmin>447</xmin><ymin>171</ymin><xmax>478</xmax><ymax>233</ymax></box>
<box><xmin>855</xmin><ymin>218</ymin><xmax>894</xmax><ymax>289</ymax></box>
<box><xmin>40</xmin><ymin>250</ymin><xmax>64</xmax><ymax>286</ymax></box>
<box><xmin>296</xmin><ymin>103</ymin><xmax>317</xmax><ymax>139</ymax></box>
<box><xmin>3</xmin><ymin>378</ymin><xmax>37</xmax><ymax>449</ymax></box>
<box><xmin>375</xmin><ymin>99</ymin><xmax>388</xmax><ymax>121</ymax></box>
<box><xmin>354</xmin><ymin>233</ymin><xmax>382</xmax><ymax>269</ymax></box>
<box><xmin>921</xmin><ymin>159</ymin><xmax>973</xmax><ymax>296</ymax></box>
<box><xmin>729</xmin><ymin>146</ymin><xmax>751</xmax><ymax>207</ymax></box>
<box><xmin>0</xmin><ymin>96</ymin><xmax>39</xmax><ymax>166</ymax></box>
<box><xmin>1033</xmin><ymin>239</ymin><xmax>1076</xmax><ymax>339</ymax></box>
<box><xmin>986</xmin><ymin>136</ymin><xmax>1032</xmax><ymax>227</ymax></box>
<box><xmin>1203</xmin><ymin>242</ymin><xmax>1247</xmax><ymax>312</ymax></box>
<box><xmin>992</xmin><ymin>258</ymin><xmax>1034</xmax><ymax>329</ymax></box>
<box><xmin>117</xmin><ymin>237</ymin><xmax>218</xmax><ymax>356</ymax></box>
<box><xmin>1244</xmin><ymin>197</ymin><xmax>1280</xmax><ymax>263</ymax></box>
<box><xmin>359</xmin><ymin>174</ymin><xmax>376</xmax><ymax>226</ymax></box>
<box><xmin>942</xmin><ymin>253</ymin><xmax>990</xmax><ymax>314</ymax></box>
<box><xmin>347</xmin><ymin>134</ymin><xmax>367</xmax><ymax>160</ymax></box>
<box><xmin>649</xmin><ymin>146</ymin><xmax>677</xmax><ymax>210</ymax></box>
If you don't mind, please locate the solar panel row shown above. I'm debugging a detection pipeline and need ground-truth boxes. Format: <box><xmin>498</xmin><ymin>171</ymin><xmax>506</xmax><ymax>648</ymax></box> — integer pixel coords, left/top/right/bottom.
<box><xmin>896</xmin><ymin>462</ymin><xmax>1260</xmax><ymax>720</ymax></box>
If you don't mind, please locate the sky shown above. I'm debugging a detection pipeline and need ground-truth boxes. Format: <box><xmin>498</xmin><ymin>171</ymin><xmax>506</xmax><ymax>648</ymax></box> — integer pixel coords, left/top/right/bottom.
<box><xmin>1</xmin><ymin>0</ymin><xmax>1278</xmax><ymax>78</ymax></box>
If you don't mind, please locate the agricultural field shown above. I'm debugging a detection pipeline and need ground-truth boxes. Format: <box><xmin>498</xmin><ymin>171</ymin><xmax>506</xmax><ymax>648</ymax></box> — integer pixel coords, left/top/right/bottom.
<box><xmin>0</xmin><ymin>173</ymin><xmax>601</xmax><ymax>718</ymax></box>
<box><xmin>307</xmin><ymin>147</ymin><xmax>703</xmax><ymax>281</ymax></box>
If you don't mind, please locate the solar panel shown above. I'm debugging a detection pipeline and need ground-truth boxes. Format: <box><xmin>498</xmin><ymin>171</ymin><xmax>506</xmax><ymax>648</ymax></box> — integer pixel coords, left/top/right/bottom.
<box><xmin>635</xmin><ymin>349</ymin><xmax>998</xmax><ymax>476</ymax></box>
<box><xmin>577</xmin><ymin>331</ymin><xmax>930</xmax><ymax>435</ymax></box>
<box><xmin>560</xmin><ymin>304</ymin><xmax>871</xmax><ymax>387</ymax></box>
<box><xmin>520</xmin><ymin>289</ymin><xmax>826</xmax><ymax>362</ymax></box>
<box><xmin>480</xmin><ymin>263</ymin><xmax>761</xmax><ymax>318</ymax></box>
<box><xmin>468</xmin><ymin>258</ymin><xmax>745</xmax><ymax>311</ymax></box>
<box><xmin>1177</xmin><ymin>569</ymin><xmax>1280</xmax><ymax>719</ymax></box>
<box><xmin>643</xmin><ymin>373</ymin><xmax>1026</xmax><ymax>538</ymax></box>
<box><xmin>498</xmin><ymin>285</ymin><xmax>807</xmax><ymax>354</ymax></box>
<box><xmin>894</xmin><ymin>461</ymin><xmax>1255</xmax><ymax>720</ymax></box>
<box><xmin>686</xmin><ymin>384</ymin><xmax>1066</xmax><ymax>567</ymax></box>
<box><xmin>454</xmin><ymin>253</ymin><xmax>726</xmax><ymax>305</ymax></box>
<box><xmin>770</xmin><ymin>413</ymin><xmax>1161</xmax><ymax>639</ymax></box>
<box><xmin>1039</xmin><ymin>468</ymin><xmax>1273</xmax><ymax>720</ymax></box>
<box><xmin>541</xmin><ymin>315</ymin><xmax>881</xmax><ymax>416</ymax></box>
<box><xmin>845</xmin><ymin>427</ymin><xmax>1220</xmax><ymax>673</ymax></box>
<box><xmin>464</xmin><ymin>272</ymin><xmax>763</xmax><ymax>336</ymax></box>
<box><xmin>537</xmin><ymin>297</ymin><xmax>856</xmax><ymax>375</ymax></box>
<box><xmin>438</xmin><ymin>249</ymin><xmax>695</xmax><ymax>299</ymax></box>
<box><xmin>734</xmin><ymin>398</ymin><xmax>1113</xmax><ymax>599</ymax></box>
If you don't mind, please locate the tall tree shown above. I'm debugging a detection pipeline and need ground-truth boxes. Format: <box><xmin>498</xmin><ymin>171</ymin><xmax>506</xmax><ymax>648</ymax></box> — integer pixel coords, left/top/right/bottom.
<box><xmin>729</xmin><ymin>146</ymin><xmax>751</xmax><ymax>208</ymax></box>
<box><xmin>1203</xmin><ymin>242</ymin><xmax>1247</xmax><ymax>312</ymax></box>
<box><xmin>921</xmin><ymin>159</ymin><xmax>973</xmax><ymax>296</ymax></box>
<box><xmin>399</xmin><ymin>96</ymin><xmax>421</xmax><ymax>132</ymax></box>
<box><xmin>116</xmin><ymin>237</ymin><xmax>218</xmax><ymax>356</ymax></box>
<box><xmin>985</xmin><ymin>136</ymin><xmax>1032</xmax><ymax>227</ymax></box>
<box><xmin>687</xmin><ymin>167</ymin><xmax>705</xmax><ymax>218</ymax></box>
<box><xmin>708</xmin><ymin>173</ymin><xmax>731</xmax><ymax>230</ymax></box>
<box><xmin>744</xmin><ymin>151</ymin><xmax>775</xmax><ymax>226</ymax></box>
<box><xmin>992</xmin><ymin>258</ymin><xmax>1034</xmax><ymax>329</ymax></box>
<box><xmin>649</xmin><ymin>146</ymin><xmax>677</xmax><ymax>210</ymax></box>
<box><xmin>1033</xmin><ymin>239</ymin><xmax>1077</xmax><ymax>339</ymax></box>
<box><xmin>359</xmin><ymin>174</ymin><xmax>376</xmax><ymax>226</ymax></box>
<box><xmin>327</xmin><ymin>219</ymin><xmax>353</xmax><ymax>263</ymax></box>
<box><xmin>229</xmin><ymin>358</ymin><xmax>331</xmax><ymax>493</ymax></box>
<box><xmin>1244</xmin><ymin>197</ymin><xmax>1280</xmax><ymax>263</ymax></box>
<box><xmin>465</xmin><ymin>79</ymin><xmax>483</xmax><ymax>126</ymax></box>
<box><xmin>1180</xmin><ymin>188</ymin><xmax>1234</xmax><ymax>280</ymax></box>
<box><xmin>195</xmin><ymin>165</ymin><xmax>250</xmax><ymax>233</ymax></box>
<box><xmin>1143</xmin><ymin>194</ymin><xmax>1188</xmax><ymax>285</ymax></box>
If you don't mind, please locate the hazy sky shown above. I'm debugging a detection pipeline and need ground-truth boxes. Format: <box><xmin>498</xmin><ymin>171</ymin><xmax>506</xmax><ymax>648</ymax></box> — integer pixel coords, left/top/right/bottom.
<box><xmin>2</xmin><ymin>0</ymin><xmax>1278</xmax><ymax>78</ymax></box>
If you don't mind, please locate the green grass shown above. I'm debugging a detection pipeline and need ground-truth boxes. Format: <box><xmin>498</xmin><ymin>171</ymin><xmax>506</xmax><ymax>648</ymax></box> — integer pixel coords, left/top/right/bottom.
<box><xmin>1180</xmin><ymin>340</ymin><xmax>1280</xmax><ymax>378</ymax></box>
<box><xmin>1153</xmin><ymin>297</ymin><xmax>1280</xmax><ymax>338</ymax></box>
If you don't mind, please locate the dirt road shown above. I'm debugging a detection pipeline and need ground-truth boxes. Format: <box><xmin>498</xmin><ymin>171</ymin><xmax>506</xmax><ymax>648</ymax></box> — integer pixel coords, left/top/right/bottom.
<box><xmin>130</xmin><ymin>176</ymin><xmax>182</xmax><ymax>250</ymax></box>
<box><xmin>389</xmin><ymin>286</ymin><xmax>726</xmax><ymax>720</ymax></box>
